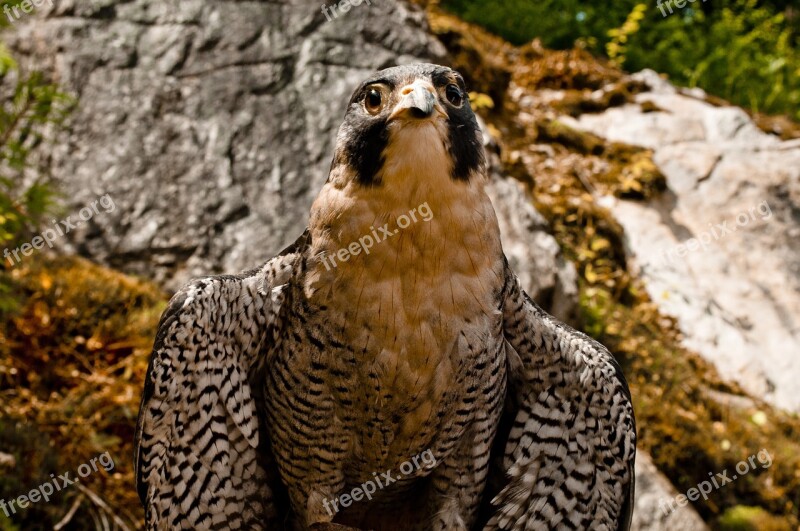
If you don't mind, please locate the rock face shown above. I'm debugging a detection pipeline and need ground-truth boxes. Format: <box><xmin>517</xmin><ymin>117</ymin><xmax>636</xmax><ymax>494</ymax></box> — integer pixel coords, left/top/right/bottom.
<box><xmin>8</xmin><ymin>0</ymin><xmax>441</xmax><ymax>289</ymax></box>
<box><xmin>631</xmin><ymin>453</ymin><xmax>709</xmax><ymax>531</ymax></box>
<box><xmin>6</xmin><ymin>0</ymin><xmax>576</xmax><ymax>315</ymax></box>
<box><xmin>573</xmin><ymin>70</ymin><xmax>800</xmax><ymax>413</ymax></box>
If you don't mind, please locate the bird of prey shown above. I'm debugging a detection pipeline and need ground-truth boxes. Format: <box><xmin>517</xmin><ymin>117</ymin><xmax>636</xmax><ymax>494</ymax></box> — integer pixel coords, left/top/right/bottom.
<box><xmin>134</xmin><ymin>63</ymin><xmax>636</xmax><ymax>531</ymax></box>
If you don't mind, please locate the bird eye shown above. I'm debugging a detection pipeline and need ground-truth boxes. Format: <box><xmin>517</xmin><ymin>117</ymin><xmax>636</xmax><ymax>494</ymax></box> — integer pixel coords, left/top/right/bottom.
<box><xmin>445</xmin><ymin>84</ymin><xmax>464</xmax><ymax>107</ymax></box>
<box><xmin>364</xmin><ymin>86</ymin><xmax>386</xmax><ymax>115</ymax></box>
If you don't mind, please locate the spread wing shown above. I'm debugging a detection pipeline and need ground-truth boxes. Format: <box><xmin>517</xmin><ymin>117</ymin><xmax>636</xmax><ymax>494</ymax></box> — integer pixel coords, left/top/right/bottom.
<box><xmin>133</xmin><ymin>233</ymin><xmax>308</xmax><ymax>530</ymax></box>
<box><xmin>487</xmin><ymin>264</ymin><xmax>636</xmax><ymax>531</ymax></box>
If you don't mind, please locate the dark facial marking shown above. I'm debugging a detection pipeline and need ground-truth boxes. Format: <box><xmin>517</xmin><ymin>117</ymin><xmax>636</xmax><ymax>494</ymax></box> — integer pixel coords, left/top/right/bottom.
<box><xmin>335</xmin><ymin>77</ymin><xmax>397</xmax><ymax>186</ymax></box>
<box><xmin>429</xmin><ymin>70</ymin><xmax>485</xmax><ymax>180</ymax></box>
<box><xmin>443</xmin><ymin>84</ymin><xmax>484</xmax><ymax>180</ymax></box>
<box><xmin>344</xmin><ymin>116</ymin><xmax>390</xmax><ymax>187</ymax></box>
<box><xmin>434</xmin><ymin>69</ymin><xmax>485</xmax><ymax>180</ymax></box>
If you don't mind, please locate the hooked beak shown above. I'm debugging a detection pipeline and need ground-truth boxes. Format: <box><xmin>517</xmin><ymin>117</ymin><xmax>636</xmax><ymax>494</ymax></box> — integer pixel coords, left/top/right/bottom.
<box><xmin>390</xmin><ymin>80</ymin><xmax>438</xmax><ymax>120</ymax></box>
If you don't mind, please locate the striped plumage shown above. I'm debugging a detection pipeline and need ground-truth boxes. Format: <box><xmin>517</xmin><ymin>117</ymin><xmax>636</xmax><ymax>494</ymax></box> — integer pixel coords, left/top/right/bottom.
<box><xmin>134</xmin><ymin>63</ymin><xmax>636</xmax><ymax>530</ymax></box>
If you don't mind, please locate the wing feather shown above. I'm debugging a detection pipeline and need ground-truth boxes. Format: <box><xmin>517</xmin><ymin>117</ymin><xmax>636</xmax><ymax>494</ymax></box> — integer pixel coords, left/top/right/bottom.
<box><xmin>487</xmin><ymin>264</ymin><xmax>636</xmax><ymax>531</ymax></box>
<box><xmin>134</xmin><ymin>233</ymin><xmax>307</xmax><ymax>530</ymax></box>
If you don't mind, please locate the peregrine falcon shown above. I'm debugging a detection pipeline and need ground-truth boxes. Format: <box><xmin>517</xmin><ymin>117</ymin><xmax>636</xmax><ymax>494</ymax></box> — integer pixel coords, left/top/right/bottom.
<box><xmin>134</xmin><ymin>63</ymin><xmax>636</xmax><ymax>531</ymax></box>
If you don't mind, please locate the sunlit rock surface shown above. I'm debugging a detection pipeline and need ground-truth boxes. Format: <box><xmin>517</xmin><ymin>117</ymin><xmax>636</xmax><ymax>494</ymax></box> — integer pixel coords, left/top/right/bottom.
<box><xmin>574</xmin><ymin>70</ymin><xmax>800</xmax><ymax>412</ymax></box>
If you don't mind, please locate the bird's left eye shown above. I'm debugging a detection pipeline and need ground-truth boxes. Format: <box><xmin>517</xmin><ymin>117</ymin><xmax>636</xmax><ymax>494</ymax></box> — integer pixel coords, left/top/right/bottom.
<box><xmin>445</xmin><ymin>84</ymin><xmax>464</xmax><ymax>107</ymax></box>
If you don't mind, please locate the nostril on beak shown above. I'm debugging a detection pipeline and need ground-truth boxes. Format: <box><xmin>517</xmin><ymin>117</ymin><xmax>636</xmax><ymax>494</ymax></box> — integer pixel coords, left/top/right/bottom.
<box><xmin>392</xmin><ymin>83</ymin><xmax>437</xmax><ymax>120</ymax></box>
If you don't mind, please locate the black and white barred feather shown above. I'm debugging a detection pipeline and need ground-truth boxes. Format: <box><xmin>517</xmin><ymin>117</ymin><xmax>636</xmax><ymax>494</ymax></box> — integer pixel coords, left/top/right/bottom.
<box><xmin>485</xmin><ymin>266</ymin><xmax>635</xmax><ymax>531</ymax></box>
<box><xmin>134</xmin><ymin>242</ymin><xmax>304</xmax><ymax>530</ymax></box>
<box><xmin>134</xmin><ymin>252</ymin><xmax>635</xmax><ymax>530</ymax></box>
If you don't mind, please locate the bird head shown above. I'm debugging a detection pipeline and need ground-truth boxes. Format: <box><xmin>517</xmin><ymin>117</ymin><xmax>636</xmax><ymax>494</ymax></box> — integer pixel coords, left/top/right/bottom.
<box><xmin>307</xmin><ymin>64</ymin><xmax>502</xmax><ymax>289</ymax></box>
<box><xmin>328</xmin><ymin>63</ymin><xmax>486</xmax><ymax>189</ymax></box>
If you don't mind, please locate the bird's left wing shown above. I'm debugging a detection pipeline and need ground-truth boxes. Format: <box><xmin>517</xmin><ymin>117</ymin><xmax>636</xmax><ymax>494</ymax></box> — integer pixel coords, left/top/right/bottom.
<box><xmin>134</xmin><ymin>233</ymin><xmax>308</xmax><ymax>530</ymax></box>
<box><xmin>486</xmin><ymin>264</ymin><xmax>636</xmax><ymax>531</ymax></box>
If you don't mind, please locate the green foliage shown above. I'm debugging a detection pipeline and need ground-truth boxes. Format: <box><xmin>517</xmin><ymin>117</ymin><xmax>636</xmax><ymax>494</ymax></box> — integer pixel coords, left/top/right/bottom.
<box><xmin>440</xmin><ymin>0</ymin><xmax>800</xmax><ymax>120</ymax></box>
<box><xmin>0</xmin><ymin>43</ymin><xmax>72</xmax><ymax>313</ymax></box>
<box><xmin>606</xmin><ymin>3</ymin><xmax>647</xmax><ymax>66</ymax></box>
<box><xmin>623</xmin><ymin>0</ymin><xmax>800</xmax><ymax>120</ymax></box>
<box><xmin>439</xmin><ymin>0</ymin><xmax>635</xmax><ymax>49</ymax></box>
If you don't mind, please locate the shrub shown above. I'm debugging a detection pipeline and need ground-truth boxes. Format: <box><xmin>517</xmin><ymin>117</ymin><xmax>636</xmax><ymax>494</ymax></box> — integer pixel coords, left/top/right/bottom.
<box><xmin>440</xmin><ymin>0</ymin><xmax>800</xmax><ymax>121</ymax></box>
<box><xmin>0</xmin><ymin>41</ymin><xmax>72</xmax><ymax>313</ymax></box>
<box><xmin>623</xmin><ymin>0</ymin><xmax>800</xmax><ymax>120</ymax></box>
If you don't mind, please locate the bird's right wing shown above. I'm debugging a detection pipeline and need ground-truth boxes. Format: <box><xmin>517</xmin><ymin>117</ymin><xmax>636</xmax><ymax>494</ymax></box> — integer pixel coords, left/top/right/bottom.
<box><xmin>134</xmin><ymin>233</ymin><xmax>308</xmax><ymax>530</ymax></box>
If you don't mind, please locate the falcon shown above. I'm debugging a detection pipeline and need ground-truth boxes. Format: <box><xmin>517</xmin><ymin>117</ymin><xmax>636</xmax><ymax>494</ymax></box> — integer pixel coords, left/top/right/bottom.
<box><xmin>134</xmin><ymin>63</ymin><xmax>636</xmax><ymax>531</ymax></box>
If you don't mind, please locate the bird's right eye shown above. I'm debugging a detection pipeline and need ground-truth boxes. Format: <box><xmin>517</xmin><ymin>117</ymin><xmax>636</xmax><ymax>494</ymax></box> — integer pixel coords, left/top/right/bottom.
<box><xmin>364</xmin><ymin>86</ymin><xmax>386</xmax><ymax>115</ymax></box>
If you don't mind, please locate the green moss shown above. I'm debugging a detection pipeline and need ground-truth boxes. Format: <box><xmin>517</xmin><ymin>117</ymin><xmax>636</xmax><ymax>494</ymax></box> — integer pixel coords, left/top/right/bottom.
<box><xmin>532</xmin><ymin>117</ymin><xmax>666</xmax><ymax>200</ymax></box>
<box><xmin>600</xmin><ymin>143</ymin><xmax>667</xmax><ymax>200</ymax></box>
<box><xmin>717</xmin><ymin>506</ymin><xmax>792</xmax><ymax>531</ymax></box>
<box><xmin>0</xmin><ymin>421</ymin><xmax>62</xmax><ymax>531</ymax></box>
<box><xmin>0</xmin><ymin>514</ymin><xmax>20</xmax><ymax>531</ymax></box>
<box><xmin>536</xmin><ymin>119</ymin><xmax>606</xmax><ymax>155</ymax></box>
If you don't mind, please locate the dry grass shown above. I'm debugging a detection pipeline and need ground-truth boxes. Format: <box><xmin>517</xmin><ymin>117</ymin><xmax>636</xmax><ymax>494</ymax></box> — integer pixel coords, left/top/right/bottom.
<box><xmin>0</xmin><ymin>256</ymin><xmax>165</xmax><ymax>530</ymax></box>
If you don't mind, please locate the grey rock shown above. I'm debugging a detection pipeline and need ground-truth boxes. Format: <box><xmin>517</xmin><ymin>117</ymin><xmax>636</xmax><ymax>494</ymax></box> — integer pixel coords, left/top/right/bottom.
<box><xmin>574</xmin><ymin>69</ymin><xmax>800</xmax><ymax>413</ymax></box>
<box><xmin>486</xmin><ymin>169</ymin><xmax>579</xmax><ymax>324</ymax></box>
<box><xmin>6</xmin><ymin>0</ymin><xmax>574</xmax><ymax>310</ymax></box>
<box><xmin>632</xmin><ymin>452</ymin><xmax>709</xmax><ymax>531</ymax></box>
